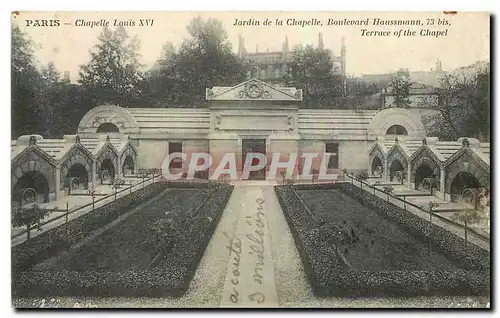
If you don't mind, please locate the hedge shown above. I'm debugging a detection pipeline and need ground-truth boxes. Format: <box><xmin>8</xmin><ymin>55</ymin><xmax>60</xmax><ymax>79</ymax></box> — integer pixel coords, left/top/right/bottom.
<box><xmin>338</xmin><ymin>182</ymin><xmax>490</xmax><ymax>272</ymax></box>
<box><xmin>274</xmin><ymin>184</ymin><xmax>490</xmax><ymax>297</ymax></box>
<box><xmin>12</xmin><ymin>182</ymin><xmax>169</xmax><ymax>272</ymax></box>
<box><xmin>13</xmin><ymin>184</ymin><xmax>234</xmax><ymax>298</ymax></box>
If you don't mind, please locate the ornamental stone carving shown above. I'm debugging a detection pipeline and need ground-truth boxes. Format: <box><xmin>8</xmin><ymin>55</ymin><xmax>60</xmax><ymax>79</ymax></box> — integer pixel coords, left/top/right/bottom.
<box><xmin>236</xmin><ymin>82</ymin><xmax>272</xmax><ymax>99</ymax></box>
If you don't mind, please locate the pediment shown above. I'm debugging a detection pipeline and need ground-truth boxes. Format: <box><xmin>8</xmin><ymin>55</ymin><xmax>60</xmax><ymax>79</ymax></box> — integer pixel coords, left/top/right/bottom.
<box><xmin>206</xmin><ymin>78</ymin><xmax>302</xmax><ymax>102</ymax></box>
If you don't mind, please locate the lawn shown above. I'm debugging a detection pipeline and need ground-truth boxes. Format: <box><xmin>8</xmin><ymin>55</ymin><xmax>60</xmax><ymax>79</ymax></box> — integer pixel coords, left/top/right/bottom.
<box><xmin>13</xmin><ymin>182</ymin><xmax>234</xmax><ymax>298</ymax></box>
<box><xmin>47</xmin><ymin>188</ymin><xmax>209</xmax><ymax>271</ymax></box>
<box><xmin>296</xmin><ymin>189</ymin><xmax>462</xmax><ymax>271</ymax></box>
<box><xmin>275</xmin><ymin>183</ymin><xmax>489</xmax><ymax>297</ymax></box>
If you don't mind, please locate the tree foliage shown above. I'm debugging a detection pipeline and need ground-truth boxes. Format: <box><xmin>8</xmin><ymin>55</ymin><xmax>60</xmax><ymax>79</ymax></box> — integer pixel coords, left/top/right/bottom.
<box><xmin>340</xmin><ymin>77</ymin><xmax>382</xmax><ymax>110</ymax></box>
<box><xmin>286</xmin><ymin>45</ymin><xmax>343</xmax><ymax>109</ymax></box>
<box><xmin>12</xmin><ymin>25</ymin><xmax>42</xmax><ymax>138</ymax></box>
<box><xmin>423</xmin><ymin>65</ymin><xmax>490</xmax><ymax>141</ymax></box>
<box><xmin>12</xmin><ymin>203</ymin><xmax>51</xmax><ymax>241</ymax></box>
<box><xmin>145</xmin><ymin>17</ymin><xmax>246</xmax><ymax>107</ymax></box>
<box><xmin>79</xmin><ymin>26</ymin><xmax>144</xmax><ymax>107</ymax></box>
<box><xmin>390</xmin><ymin>69</ymin><xmax>412</xmax><ymax>108</ymax></box>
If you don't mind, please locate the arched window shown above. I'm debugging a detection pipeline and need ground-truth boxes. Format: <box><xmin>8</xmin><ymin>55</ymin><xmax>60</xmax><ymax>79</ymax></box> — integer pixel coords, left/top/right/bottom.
<box><xmin>386</xmin><ymin>125</ymin><xmax>408</xmax><ymax>135</ymax></box>
<box><xmin>96</xmin><ymin>123</ymin><xmax>119</xmax><ymax>133</ymax></box>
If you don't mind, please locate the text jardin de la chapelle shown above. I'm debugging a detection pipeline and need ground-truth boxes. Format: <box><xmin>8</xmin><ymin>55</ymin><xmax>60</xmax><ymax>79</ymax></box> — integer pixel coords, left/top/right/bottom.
<box><xmin>233</xmin><ymin>17</ymin><xmax>452</xmax><ymax>38</ymax></box>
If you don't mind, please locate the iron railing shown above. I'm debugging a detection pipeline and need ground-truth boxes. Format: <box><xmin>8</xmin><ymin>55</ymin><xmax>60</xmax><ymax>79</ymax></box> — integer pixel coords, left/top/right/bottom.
<box><xmin>11</xmin><ymin>174</ymin><xmax>160</xmax><ymax>239</ymax></box>
<box><xmin>343</xmin><ymin>173</ymin><xmax>489</xmax><ymax>243</ymax></box>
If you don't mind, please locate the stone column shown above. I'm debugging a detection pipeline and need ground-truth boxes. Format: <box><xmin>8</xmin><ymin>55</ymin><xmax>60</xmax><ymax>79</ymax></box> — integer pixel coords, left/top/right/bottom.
<box><xmin>117</xmin><ymin>155</ymin><xmax>122</xmax><ymax>179</ymax></box>
<box><xmin>384</xmin><ymin>157</ymin><xmax>389</xmax><ymax>182</ymax></box>
<box><xmin>92</xmin><ymin>160</ymin><xmax>97</xmax><ymax>189</ymax></box>
<box><xmin>407</xmin><ymin>162</ymin><xmax>412</xmax><ymax>188</ymax></box>
<box><xmin>237</xmin><ymin>137</ymin><xmax>243</xmax><ymax>178</ymax></box>
<box><xmin>55</xmin><ymin>165</ymin><xmax>61</xmax><ymax>200</ymax></box>
<box><xmin>439</xmin><ymin>166</ymin><xmax>446</xmax><ymax>198</ymax></box>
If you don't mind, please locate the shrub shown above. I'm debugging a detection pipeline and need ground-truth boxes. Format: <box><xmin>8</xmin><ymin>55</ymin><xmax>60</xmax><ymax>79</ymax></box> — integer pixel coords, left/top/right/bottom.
<box><xmin>338</xmin><ymin>183</ymin><xmax>490</xmax><ymax>272</ymax></box>
<box><xmin>12</xmin><ymin>182</ymin><xmax>169</xmax><ymax>271</ymax></box>
<box><xmin>274</xmin><ymin>184</ymin><xmax>490</xmax><ymax>297</ymax></box>
<box><xmin>13</xmin><ymin>184</ymin><xmax>234</xmax><ymax>298</ymax></box>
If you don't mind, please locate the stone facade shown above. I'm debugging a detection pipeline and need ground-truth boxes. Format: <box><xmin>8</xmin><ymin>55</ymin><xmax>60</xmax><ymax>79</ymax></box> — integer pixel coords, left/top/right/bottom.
<box><xmin>14</xmin><ymin>77</ymin><xmax>489</xmax><ymax>206</ymax></box>
<box><xmin>238</xmin><ymin>33</ymin><xmax>346</xmax><ymax>85</ymax></box>
<box><xmin>11</xmin><ymin>134</ymin><xmax>137</xmax><ymax>204</ymax></box>
<box><xmin>74</xmin><ymin>79</ymin><xmax>427</xmax><ymax>183</ymax></box>
<box><xmin>370</xmin><ymin>136</ymin><xmax>490</xmax><ymax>202</ymax></box>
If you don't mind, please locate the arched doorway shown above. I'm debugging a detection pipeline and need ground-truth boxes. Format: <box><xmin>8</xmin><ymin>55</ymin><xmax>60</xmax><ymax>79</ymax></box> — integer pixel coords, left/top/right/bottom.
<box><xmin>389</xmin><ymin>159</ymin><xmax>405</xmax><ymax>182</ymax></box>
<box><xmin>66</xmin><ymin>163</ymin><xmax>89</xmax><ymax>194</ymax></box>
<box><xmin>386</xmin><ymin>125</ymin><xmax>408</xmax><ymax>136</ymax></box>
<box><xmin>450</xmin><ymin>172</ymin><xmax>481</xmax><ymax>203</ymax></box>
<box><xmin>122</xmin><ymin>155</ymin><xmax>135</xmax><ymax>176</ymax></box>
<box><xmin>12</xmin><ymin>171</ymin><xmax>50</xmax><ymax>207</ymax></box>
<box><xmin>96</xmin><ymin>123</ymin><xmax>119</xmax><ymax>133</ymax></box>
<box><xmin>100</xmin><ymin>158</ymin><xmax>116</xmax><ymax>184</ymax></box>
<box><xmin>371</xmin><ymin>156</ymin><xmax>383</xmax><ymax>175</ymax></box>
<box><xmin>414</xmin><ymin>164</ymin><xmax>435</xmax><ymax>190</ymax></box>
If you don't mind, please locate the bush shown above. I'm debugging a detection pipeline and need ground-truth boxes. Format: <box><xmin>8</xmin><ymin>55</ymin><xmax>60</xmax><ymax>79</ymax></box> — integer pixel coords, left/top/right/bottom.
<box><xmin>13</xmin><ymin>184</ymin><xmax>234</xmax><ymax>298</ymax></box>
<box><xmin>338</xmin><ymin>183</ymin><xmax>490</xmax><ymax>272</ymax></box>
<box><xmin>274</xmin><ymin>184</ymin><xmax>490</xmax><ymax>297</ymax></box>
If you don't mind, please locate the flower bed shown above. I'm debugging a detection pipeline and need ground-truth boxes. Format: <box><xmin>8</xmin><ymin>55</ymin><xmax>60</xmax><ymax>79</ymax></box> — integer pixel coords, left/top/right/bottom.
<box><xmin>12</xmin><ymin>182</ymin><xmax>169</xmax><ymax>272</ymax></box>
<box><xmin>13</xmin><ymin>184</ymin><xmax>233</xmax><ymax>298</ymax></box>
<box><xmin>274</xmin><ymin>184</ymin><xmax>490</xmax><ymax>297</ymax></box>
<box><xmin>338</xmin><ymin>183</ymin><xmax>490</xmax><ymax>272</ymax></box>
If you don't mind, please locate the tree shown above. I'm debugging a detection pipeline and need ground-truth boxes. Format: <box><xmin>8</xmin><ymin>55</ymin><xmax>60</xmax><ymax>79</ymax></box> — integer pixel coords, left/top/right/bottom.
<box><xmin>36</xmin><ymin>62</ymin><xmax>66</xmax><ymax>137</ymax></box>
<box><xmin>11</xmin><ymin>24</ymin><xmax>42</xmax><ymax>138</ymax></box>
<box><xmin>286</xmin><ymin>45</ymin><xmax>342</xmax><ymax>109</ymax></box>
<box><xmin>12</xmin><ymin>203</ymin><xmax>51</xmax><ymax>242</ymax></box>
<box><xmin>339</xmin><ymin>77</ymin><xmax>382</xmax><ymax>110</ymax></box>
<box><xmin>356</xmin><ymin>170</ymin><xmax>369</xmax><ymax>190</ymax></box>
<box><xmin>383</xmin><ymin>185</ymin><xmax>394</xmax><ymax>200</ymax></box>
<box><xmin>146</xmin><ymin>17</ymin><xmax>246</xmax><ymax>107</ymax></box>
<box><xmin>161</xmin><ymin>41</ymin><xmax>176</xmax><ymax>60</ymax></box>
<box><xmin>423</xmin><ymin>65</ymin><xmax>490</xmax><ymax>141</ymax></box>
<box><xmin>426</xmin><ymin>201</ymin><xmax>439</xmax><ymax>257</ymax></box>
<box><xmin>452</xmin><ymin>209</ymin><xmax>481</xmax><ymax>247</ymax></box>
<box><xmin>390</xmin><ymin>69</ymin><xmax>412</xmax><ymax>108</ymax></box>
<box><xmin>79</xmin><ymin>26</ymin><xmax>144</xmax><ymax>107</ymax></box>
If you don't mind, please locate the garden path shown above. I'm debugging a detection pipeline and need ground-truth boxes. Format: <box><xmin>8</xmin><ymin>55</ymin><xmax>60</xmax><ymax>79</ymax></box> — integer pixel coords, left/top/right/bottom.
<box><xmin>13</xmin><ymin>182</ymin><xmax>491</xmax><ymax>308</ymax></box>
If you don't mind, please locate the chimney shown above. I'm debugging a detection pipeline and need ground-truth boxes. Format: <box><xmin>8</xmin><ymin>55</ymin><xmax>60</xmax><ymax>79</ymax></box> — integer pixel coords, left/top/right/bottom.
<box><xmin>318</xmin><ymin>32</ymin><xmax>324</xmax><ymax>50</ymax></box>
<box><xmin>281</xmin><ymin>36</ymin><xmax>288</xmax><ymax>60</ymax></box>
<box><xmin>435</xmin><ymin>58</ymin><xmax>442</xmax><ymax>72</ymax></box>
<box><xmin>238</xmin><ymin>34</ymin><xmax>246</xmax><ymax>58</ymax></box>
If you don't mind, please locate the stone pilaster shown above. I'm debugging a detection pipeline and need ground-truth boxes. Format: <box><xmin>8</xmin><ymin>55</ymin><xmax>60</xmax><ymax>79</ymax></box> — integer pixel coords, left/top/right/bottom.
<box><xmin>55</xmin><ymin>165</ymin><xmax>61</xmax><ymax>200</ymax></box>
<box><xmin>117</xmin><ymin>155</ymin><xmax>122</xmax><ymax>179</ymax></box>
<box><xmin>407</xmin><ymin>162</ymin><xmax>412</xmax><ymax>188</ymax></box>
<box><xmin>384</xmin><ymin>157</ymin><xmax>389</xmax><ymax>182</ymax></box>
<box><xmin>440</xmin><ymin>166</ymin><xmax>446</xmax><ymax>198</ymax></box>
<box><xmin>92</xmin><ymin>160</ymin><xmax>97</xmax><ymax>189</ymax></box>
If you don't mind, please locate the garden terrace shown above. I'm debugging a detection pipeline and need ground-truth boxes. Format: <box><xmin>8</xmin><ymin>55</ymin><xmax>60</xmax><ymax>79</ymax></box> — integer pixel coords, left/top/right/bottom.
<box><xmin>275</xmin><ymin>183</ymin><xmax>490</xmax><ymax>297</ymax></box>
<box><xmin>13</xmin><ymin>182</ymin><xmax>234</xmax><ymax>298</ymax></box>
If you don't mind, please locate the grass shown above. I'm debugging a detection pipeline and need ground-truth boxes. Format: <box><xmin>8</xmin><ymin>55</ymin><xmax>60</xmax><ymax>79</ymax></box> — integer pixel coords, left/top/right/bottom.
<box><xmin>47</xmin><ymin>188</ymin><xmax>209</xmax><ymax>271</ymax></box>
<box><xmin>296</xmin><ymin>189</ymin><xmax>463</xmax><ymax>271</ymax></box>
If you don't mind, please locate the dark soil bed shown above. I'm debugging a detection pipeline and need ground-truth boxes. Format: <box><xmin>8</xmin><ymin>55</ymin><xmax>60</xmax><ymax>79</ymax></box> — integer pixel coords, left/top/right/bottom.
<box><xmin>48</xmin><ymin>188</ymin><xmax>208</xmax><ymax>271</ymax></box>
<box><xmin>13</xmin><ymin>182</ymin><xmax>234</xmax><ymax>298</ymax></box>
<box><xmin>275</xmin><ymin>183</ymin><xmax>490</xmax><ymax>297</ymax></box>
<box><xmin>297</xmin><ymin>189</ymin><xmax>462</xmax><ymax>271</ymax></box>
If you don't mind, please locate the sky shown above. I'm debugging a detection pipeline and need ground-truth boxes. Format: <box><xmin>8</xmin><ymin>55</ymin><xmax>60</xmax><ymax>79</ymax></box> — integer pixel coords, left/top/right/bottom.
<box><xmin>12</xmin><ymin>11</ymin><xmax>490</xmax><ymax>82</ymax></box>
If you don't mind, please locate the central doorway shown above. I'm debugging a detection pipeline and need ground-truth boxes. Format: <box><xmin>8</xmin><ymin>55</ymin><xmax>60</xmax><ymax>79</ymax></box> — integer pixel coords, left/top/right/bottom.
<box><xmin>242</xmin><ymin>139</ymin><xmax>266</xmax><ymax>180</ymax></box>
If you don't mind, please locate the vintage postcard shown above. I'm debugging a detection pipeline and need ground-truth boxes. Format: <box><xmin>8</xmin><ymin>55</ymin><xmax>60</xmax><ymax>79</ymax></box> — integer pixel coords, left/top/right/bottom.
<box><xmin>11</xmin><ymin>11</ymin><xmax>490</xmax><ymax>309</ymax></box>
